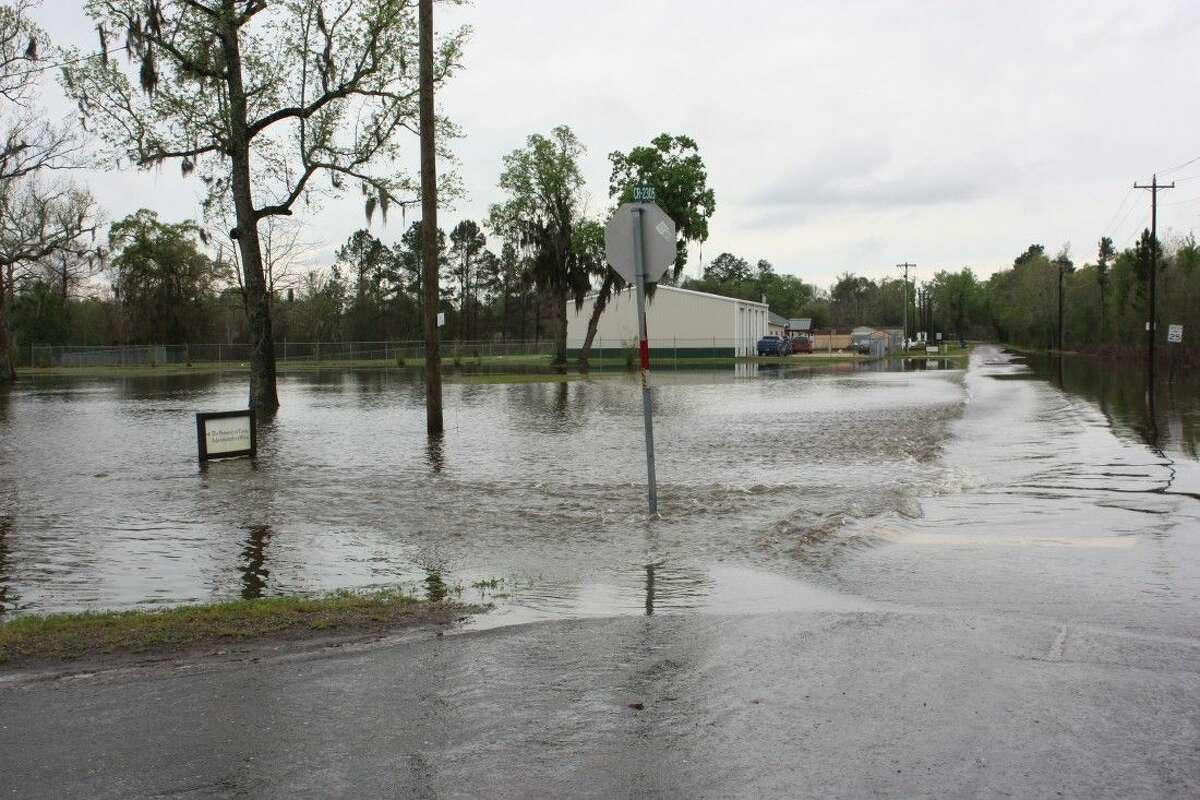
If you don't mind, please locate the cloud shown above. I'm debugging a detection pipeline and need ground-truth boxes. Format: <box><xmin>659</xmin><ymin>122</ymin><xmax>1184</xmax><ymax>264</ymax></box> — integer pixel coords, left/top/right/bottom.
<box><xmin>751</xmin><ymin>140</ymin><xmax>995</xmax><ymax>213</ymax></box>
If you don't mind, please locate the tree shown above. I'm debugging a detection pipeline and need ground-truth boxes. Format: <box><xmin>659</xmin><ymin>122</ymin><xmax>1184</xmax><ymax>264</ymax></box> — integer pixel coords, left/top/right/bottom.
<box><xmin>109</xmin><ymin>209</ymin><xmax>227</xmax><ymax>344</ymax></box>
<box><xmin>0</xmin><ymin>180</ymin><xmax>102</xmax><ymax>377</ymax></box>
<box><xmin>64</xmin><ymin>0</ymin><xmax>467</xmax><ymax>412</ymax></box>
<box><xmin>0</xmin><ymin>1</ymin><xmax>77</xmax><ymax>184</ymax></box>
<box><xmin>1014</xmin><ymin>244</ymin><xmax>1046</xmax><ymax>268</ymax></box>
<box><xmin>448</xmin><ymin>219</ymin><xmax>486</xmax><ymax>339</ymax></box>
<box><xmin>573</xmin><ymin>133</ymin><xmax>717</xmax><ymax>367</ymax></box>
<box><xmin>704</xmin><ymin>252</ymin><xmax>752</xmax><ymax>283</ymax></box>
<box><xmin>490</xmin><ymin>125</ymin><xmax>591</xmax><ymax>364</ymax></box>
<box><xmin>1097</xmin><ymin>235</ymin><xmax>1115</xmax><ymax>336</ymax></box>
<box><xmin>335</xmin><ymin>228</ymin><xmax>391</xmax><ymax>340</ymax></box>
<box><xmin>0</xmin><ymin>0</ymin><xmax>87</xmax><ymax>379</ymax></box>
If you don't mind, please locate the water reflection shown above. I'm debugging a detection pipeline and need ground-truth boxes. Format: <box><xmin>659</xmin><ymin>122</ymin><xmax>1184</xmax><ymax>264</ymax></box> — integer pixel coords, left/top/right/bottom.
<box><xmin>239</xmin><ymin>524</ymin><xmax>272</xmax><ymax>599</ymax></box>
<box><xmin>425</xmin><ymin>433</ymin><xmax>446</xmax><ymax>473</ymax></box>
<box><xmin>1019</xmin><ymin>352</ymin><xmax>1200</xmax><ymax>458</ymax></box>
<box><xmin>644</xmin><ymin>562</ymin><xmax>657</xmax><ymax>616</ymax></box>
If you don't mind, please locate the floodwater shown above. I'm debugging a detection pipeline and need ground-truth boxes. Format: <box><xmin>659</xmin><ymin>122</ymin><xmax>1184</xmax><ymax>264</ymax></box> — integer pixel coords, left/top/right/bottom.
<box><xmin>0</xmin><ymin>348</ymin><xmax>1196</xmax><ymax>637</ymax></box>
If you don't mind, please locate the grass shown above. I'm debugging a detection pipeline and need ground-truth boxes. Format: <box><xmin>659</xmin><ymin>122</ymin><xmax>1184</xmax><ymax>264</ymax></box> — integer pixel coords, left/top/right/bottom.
<box><xmin>0</xmin><ymin>589</ymin><xmax>466</xmax><ymax>666</ymax></box>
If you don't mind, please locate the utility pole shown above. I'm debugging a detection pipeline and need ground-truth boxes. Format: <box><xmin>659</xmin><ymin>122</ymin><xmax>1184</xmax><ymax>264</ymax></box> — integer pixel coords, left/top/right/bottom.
<box><xmin>1055</xmin><ymin>255</ymin><xmax>1066</xmax><ymax>352</ymax></box>
<box><xmin>897</xmin><ymin>262</ymin><xmax>915</xmax><ymax>347</ymax></box>
<box><xmin>1134</xmin><ymin>174</ymin><xmax>1174</xmax><ymax>374</ymax></box>
<box><xmin>419</xmin><ymin>0</ymin><xmax>443</xmax><ymax>435</ymax></box>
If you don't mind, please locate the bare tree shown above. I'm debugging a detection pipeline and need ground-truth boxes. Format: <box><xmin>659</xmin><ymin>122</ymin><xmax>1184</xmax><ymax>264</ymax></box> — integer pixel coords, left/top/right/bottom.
<box><xmin>64</xmin><ymin>0</ymin><xmax>467</xmax><ymax>412</ymax></box>
<box><xmin>0</xmin><ymin>180</ymin><xmax>102</xmax><ymax>377</ymax></box>
<box><xmin>0</xmin><ymin>0</ymin><xmax>89</xmax><ymax>379</ymax></box>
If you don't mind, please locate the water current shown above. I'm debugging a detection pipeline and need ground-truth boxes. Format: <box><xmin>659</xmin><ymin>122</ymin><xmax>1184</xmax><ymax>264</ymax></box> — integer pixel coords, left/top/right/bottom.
<box><xmin>0</xmin><ymin>347</ymin><xmax>1196</xmax><ymax>632</ymax></box>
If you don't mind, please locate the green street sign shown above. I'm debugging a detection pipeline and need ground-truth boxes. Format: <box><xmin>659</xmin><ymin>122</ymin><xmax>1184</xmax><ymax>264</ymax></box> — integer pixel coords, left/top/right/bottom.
<box><xmin>633</xmin><ymin>185</ymin><xmax>655</xmax><ymax>202</ymax></box>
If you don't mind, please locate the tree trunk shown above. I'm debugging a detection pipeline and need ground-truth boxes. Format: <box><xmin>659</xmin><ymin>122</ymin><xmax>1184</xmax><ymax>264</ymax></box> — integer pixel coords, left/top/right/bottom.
<box><xmin>552</xmin><ymin>282</ymin><xmax>569</xmax><ymax>365</ymax></box>
<box><xmin>221</xmin><ymin>14</ymin><xmax>278</xmax><ymax>414</ymax></box>
<box><xmin>0</xmin><ymin>265</ymin><xmax>13</xmax><ymax>381</ymax></box>
<box><xmin>577</xmin><ymin>273</ymin><xmax>615</xmax><ymax>370</ymax></box>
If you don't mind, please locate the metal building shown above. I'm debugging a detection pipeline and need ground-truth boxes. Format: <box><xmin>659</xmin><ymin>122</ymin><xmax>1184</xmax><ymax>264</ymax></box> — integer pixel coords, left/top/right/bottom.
<box><xmin>566</xmin><ymin>284</ymin><xmax>769</xmax><ymax>358</ymax></box>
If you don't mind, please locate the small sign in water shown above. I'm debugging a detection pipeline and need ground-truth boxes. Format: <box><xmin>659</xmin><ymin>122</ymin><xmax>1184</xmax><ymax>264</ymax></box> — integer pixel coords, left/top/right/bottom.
<box><xmin>196</xmin><ymin>410</ymin><xmax>256</xmax><ymax>462</ymax></box>
<box><xmin>1168</xmin><ymin>323</ymin><xmax>1183</xmax><ymax>343</ymax></box>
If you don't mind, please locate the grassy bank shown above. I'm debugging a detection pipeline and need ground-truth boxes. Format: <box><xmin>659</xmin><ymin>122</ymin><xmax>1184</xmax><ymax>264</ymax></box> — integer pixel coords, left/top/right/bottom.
<box><xmin>0</xmin><ymin>589</ymin><xmax>469</xmax><ymax>666</ymax></box>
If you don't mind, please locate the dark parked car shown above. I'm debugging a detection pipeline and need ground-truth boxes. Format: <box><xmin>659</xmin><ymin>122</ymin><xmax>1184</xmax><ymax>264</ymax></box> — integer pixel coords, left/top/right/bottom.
<box><xmin>756</xmin><ymin>335</ymin><xmax>788</xmax><ymax>356</ymax></box>
<box><xmin>789</xmin><ymin>336</ymin><xmax>813</xmax><ymax>354</ymax></box>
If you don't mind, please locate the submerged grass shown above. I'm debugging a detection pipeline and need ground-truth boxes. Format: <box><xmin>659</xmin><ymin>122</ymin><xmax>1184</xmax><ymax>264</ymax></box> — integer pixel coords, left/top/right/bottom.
<box><xmin>0</xmin><ymin>589</ymin><xmax>465</xmax><ymax>666</ymax></box>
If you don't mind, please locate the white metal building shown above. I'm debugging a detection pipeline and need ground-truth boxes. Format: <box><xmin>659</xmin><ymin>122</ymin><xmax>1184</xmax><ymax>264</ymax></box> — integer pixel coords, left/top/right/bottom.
<box><xmin>566</xmin><ymin>284</ymin><xmax>769</xmax><ymax>357</ymax></box>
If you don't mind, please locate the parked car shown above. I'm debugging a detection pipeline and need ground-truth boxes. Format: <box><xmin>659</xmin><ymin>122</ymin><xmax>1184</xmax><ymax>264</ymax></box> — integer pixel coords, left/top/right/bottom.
<box><xmin>756</xmin><ymin>335</ymin><xmax>788</xmax><ymax>356</ymax></box>
<box><xmin>789</xmin><ymin>336</ymin><xmax>813</xmax><ymax>354</ymax></box>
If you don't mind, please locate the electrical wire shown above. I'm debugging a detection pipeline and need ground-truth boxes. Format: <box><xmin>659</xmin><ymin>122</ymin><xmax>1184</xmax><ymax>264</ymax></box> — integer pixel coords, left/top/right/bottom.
<box><xmin>1110</xmin><ymin>191</ymin><xmax>1145</xmax><ymax>242</ymax></box>
<box><xmin>1101</xmin><ymin>186</ymin><xmax>1134</xmax><ymax>235</ymax></box>
<box><xmin>3</xmin><ymin>45</ymin><xmax>129</xmax><ymax>80</ymax></box>
<box><xmin>1159</xmin><ymin>154</ymin><xmax>1200</xmax><ymax>175</ymax></box>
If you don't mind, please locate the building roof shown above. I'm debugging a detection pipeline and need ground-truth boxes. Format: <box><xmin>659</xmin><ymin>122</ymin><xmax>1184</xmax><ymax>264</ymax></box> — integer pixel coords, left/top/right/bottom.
<box><xmin>788</xmin><ymin>318</ymin><xmax>812</xmax><ymax>331</ymax></box>
<box><xmin>768</xmin><ymin>311</ymin><xmax>789</xmax><ymax>327</ymax></box>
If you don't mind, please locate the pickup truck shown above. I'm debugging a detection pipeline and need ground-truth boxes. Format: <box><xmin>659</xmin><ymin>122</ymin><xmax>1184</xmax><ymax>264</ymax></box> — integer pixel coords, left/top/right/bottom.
<box><xmin>756</xmin><ymin>335</ymin><xmax>789</xmax><ymax>356</ymax></box>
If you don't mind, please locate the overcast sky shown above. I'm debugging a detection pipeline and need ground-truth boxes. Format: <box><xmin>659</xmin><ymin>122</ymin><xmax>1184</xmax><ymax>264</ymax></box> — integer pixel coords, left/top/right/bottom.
<box><xmin>30</xmin><ymin>0</ymin><xmax>1200</xmax><ymax>289</ymax></box>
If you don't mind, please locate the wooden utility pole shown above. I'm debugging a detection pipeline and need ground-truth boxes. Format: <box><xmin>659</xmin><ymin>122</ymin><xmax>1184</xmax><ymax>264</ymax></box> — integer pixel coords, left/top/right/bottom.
<box><xmin>1134</xmin><ymin>174</ymin><xmax>1174</xmax><ymax>374</ymax></box>
<box><xmin>419</xmin><ymin>0</ymin><xmax>443</xmax><ymax>435</ymax></box>
<box><xmin>1056</xmin><ymin>256</ymin><xmax>1066</xmax><ymax>352</ymax></box>
<box><xmin>897</xmin><ymin>262</ymin><xmax>915</xmax><ymax>346</ymax></box>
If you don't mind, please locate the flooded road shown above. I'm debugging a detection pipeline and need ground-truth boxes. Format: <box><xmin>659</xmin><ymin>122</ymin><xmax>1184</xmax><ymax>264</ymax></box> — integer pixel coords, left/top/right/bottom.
<box><xmin>0</xmin><ymin>348</ymin><xmax>1197</xmax><ymax>631</ymax></box>
<box><xmin>3</xmin><ymin>346</ymin><xmax>1199</xmax><ymax>798</ymax></box>
<box><xmin>0</xmin><ymin>357</ymin><xmax>967</xmax><ymax>617</ymax></box>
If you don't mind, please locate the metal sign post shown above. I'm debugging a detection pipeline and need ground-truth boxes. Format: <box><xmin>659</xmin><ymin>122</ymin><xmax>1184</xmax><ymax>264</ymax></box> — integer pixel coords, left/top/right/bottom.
<box><xmin>1168</xmin><ymin>324</ymin><xmax>1183</xmax><ymax>384</ymax></box>
<box><xmin>604</xmin><ymin>191</ymin><xmax>676</xmax><ymax>516</ymax></box>
<box><xmin>631</xmin><ymin>206</ymin><xmax>658</xmax><ymax>514</ymax></box>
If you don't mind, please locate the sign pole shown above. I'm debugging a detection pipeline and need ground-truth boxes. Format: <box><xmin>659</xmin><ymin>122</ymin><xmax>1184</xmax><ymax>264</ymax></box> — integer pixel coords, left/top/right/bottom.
<box><xmin>631</xmin><ymin>206</ymin><xmax>658</xmax><ymax>515</ymax></box>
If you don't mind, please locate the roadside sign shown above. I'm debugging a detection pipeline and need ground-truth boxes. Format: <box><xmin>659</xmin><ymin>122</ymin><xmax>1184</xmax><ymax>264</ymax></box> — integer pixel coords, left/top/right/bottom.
<box><xmin>1168</xmin><ymin>324</ymin><xmax>1183</xmax><ymax>343</ymax></box>
<box><xmin>196</xmin><ymin>410</ymin><xmax>256</xmax><ymax>462</ymax></box>
<box><xmin>436</xmin><ymin>312</ymin><xmax>445</xmax><ymax>328</ymax></box>
<box><xmin>604</xmin><ymin>202</ymin><xmax>676</xmax><ymax>285</ymax></box>
<box><xmin>633</xmin><ymin>185</ymin><xmax>656</xmax><ymax>202</ymax></box>
<box><xmin>936</xmin><ymin>332</ymin><xmax>942</xmax><ymax>341</ymax></box>
<box><xmin>603</xmin><ymin>201</ymin><xmax>679</xmax><ymax>516</ymax></box>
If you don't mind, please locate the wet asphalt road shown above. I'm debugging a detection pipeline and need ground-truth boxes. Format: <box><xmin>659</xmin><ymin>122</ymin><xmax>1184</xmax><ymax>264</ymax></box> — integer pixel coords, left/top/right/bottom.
<box><xmin>2</xmin><ymin>346</ymin><xmax>1199</xmax><ymax>798</ymax></box>
<box><xmin>2</xmin><ymin>608</ymin><xmax>1197</xmax><ymax>799</ymax></box>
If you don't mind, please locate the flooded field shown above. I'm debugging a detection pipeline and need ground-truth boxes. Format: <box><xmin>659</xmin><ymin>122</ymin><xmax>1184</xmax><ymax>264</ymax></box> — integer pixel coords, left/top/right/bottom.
<box><xmin>0</xmin><ymin>348</ymin><xmax>1197</xmax><ymax>634</ymax></box>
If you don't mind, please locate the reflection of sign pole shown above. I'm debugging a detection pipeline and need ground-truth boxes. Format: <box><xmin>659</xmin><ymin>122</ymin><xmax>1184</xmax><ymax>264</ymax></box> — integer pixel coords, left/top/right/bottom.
<box><xmin>604</xmin><ymin>193</ymin><xmax>675</xmax><ymax>516</ymax></box>
<box><xmin>631</xmin><ymin>206</ymin><xmax>658</xmax><ymax>514</ymax></box>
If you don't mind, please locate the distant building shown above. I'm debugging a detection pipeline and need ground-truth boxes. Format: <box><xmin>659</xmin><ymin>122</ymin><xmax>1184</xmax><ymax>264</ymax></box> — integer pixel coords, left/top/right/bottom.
<box><xmin>768</xmin><ymin>311</ymin><xmax>789</xmax><ymax>337</ymax></box>
<box><xmin>566</xmin><ymin>284</ymin><xmax>769</xmax><ymax>357</ymax></box>
<box><xmin>787</xmin><ymin>318</ymin><xmax>812</xmax><ymax>337</ymax></box>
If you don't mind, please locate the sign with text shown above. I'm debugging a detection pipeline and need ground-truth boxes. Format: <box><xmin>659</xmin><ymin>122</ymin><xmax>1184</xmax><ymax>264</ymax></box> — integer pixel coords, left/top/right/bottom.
<box><xmin>1168</xmin><ymin>324</ymin><xmax>1183</xmax><ymax>343</ymax></box>
<box><xmin>632</xmin><ymin>185</ymin><xmax>656</xmax><ymax>202</ymax></box>
<box><xmin>196</xmin><ymin>410</ymin><xmax>256</xmax><ymax>462</ymax></box>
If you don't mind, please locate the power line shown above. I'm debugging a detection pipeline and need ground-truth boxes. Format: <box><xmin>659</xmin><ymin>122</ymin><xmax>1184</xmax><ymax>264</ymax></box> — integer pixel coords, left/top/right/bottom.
<box><xmin>1162</xmin><ymin>194</ymin><xmax>1200</xmax><ymax>207</ymax></box>
<box><xmin>3</xmin><ymin>45</ymin><xmax>130</xmax><ymax>81</ymax></box>
<box><xmin>1159</xmin><ymin>154</ymin><xmax>1200</xmax><ymax>175</ymax></box>
<box><xmin>1102</xmin><ymin>186</ymin><xmax>1134</xmax><ymax>234</ymax></box>
<box><xmin>1112</xmin><ymin>191</ymin><xmax>1146</xmax><ymax>244</ymax></box>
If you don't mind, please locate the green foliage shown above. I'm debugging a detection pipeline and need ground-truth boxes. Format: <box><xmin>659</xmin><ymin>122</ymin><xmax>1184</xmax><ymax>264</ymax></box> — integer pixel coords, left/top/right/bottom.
<box><xmin>109</xmin><ymin>209</ymin><xmax>227</xmax><ymax>344</ymax></box>
<box><xmin>608</xmin><ymin>133</ymin><xmax>716</xmax><ymax>280</ymax></box>
<box><xmin>490</xmin><ymin>125</ymin><xmax>593</xmax><ymax>362</ymax></box>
